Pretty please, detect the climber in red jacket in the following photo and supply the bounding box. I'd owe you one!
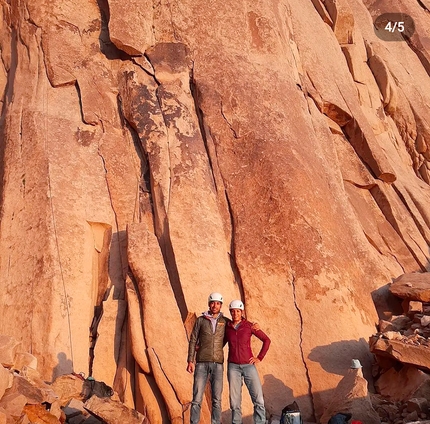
[224,300,271,424]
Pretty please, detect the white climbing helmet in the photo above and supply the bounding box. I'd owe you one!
[229,300,244,310]
[208,292,223,304]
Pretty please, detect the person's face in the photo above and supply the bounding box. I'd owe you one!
[230,308,243,321]
[209,301,222,315]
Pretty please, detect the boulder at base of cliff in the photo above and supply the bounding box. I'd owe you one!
[390,273,430,302]
[319,366,380,424]
[84,395,146,424]
[375,365,430,401]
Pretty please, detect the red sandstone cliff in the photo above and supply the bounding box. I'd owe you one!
[0,0,429,422]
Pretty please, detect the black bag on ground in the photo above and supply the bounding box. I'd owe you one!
[328,412,352,424]
[280,401,303,424]
[82,377,114,400]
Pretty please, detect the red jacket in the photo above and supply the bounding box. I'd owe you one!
[224,319,271,364]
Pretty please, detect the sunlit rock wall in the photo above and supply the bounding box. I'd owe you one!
[1,0,429,422]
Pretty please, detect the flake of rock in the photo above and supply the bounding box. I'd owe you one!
[406,398,428,414]
[0,336,21,368]
[0,365,12,400]
[403,300,423,314]
[12,353,37,373]
[383,331,404,340]
[0,392,27,421]
[84,395,146,423]
[370,336,430,371]
[49,401,64,421]
[391,316,412,331]
[23,404,61,424]
[379,320,395,332]
[421,316,430,327]
[7,374,44,404]
[390,274,430,302]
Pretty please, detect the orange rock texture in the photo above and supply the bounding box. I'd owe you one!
[0,0,430,422]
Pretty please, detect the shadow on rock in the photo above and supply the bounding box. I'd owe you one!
[308,339,372,378]
[51,352,73,382]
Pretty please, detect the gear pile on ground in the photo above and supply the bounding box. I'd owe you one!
[0,335,146,423]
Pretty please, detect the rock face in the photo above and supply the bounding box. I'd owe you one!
[319,367,380,424]
[1,0,430,423]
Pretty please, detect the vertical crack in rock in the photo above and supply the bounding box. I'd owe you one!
[91,148,128,372]
[402,32,430,77]
[47,163,75,367]
[406,186,430,229]
[96,0,132,60]
[124,273,152,413]
[220,102,240,139]
[151,348,184,419]
[74,81,87,125]
[309,0,334,26]
[190,74,218,191]
[367,53,428,183]
[190,77,236,272]
[189,75,244,298]
[153,86,173,215]
[224,192,246,302]
[97,149,120,237]
[117,95,154,227]
[290,270,316,421]
[341,114,396,184]
[370,186,428,271]
[417,0,430,11]
[392,184,430,246]
[117,62,187,321]
[88,222,112,377]
[145,61,189,322]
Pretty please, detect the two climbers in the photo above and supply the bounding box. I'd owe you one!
[187,292,271,424]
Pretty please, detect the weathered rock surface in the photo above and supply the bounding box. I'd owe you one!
[390,274,430,302]
[84,395,146,424]
[1,0,430,422]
